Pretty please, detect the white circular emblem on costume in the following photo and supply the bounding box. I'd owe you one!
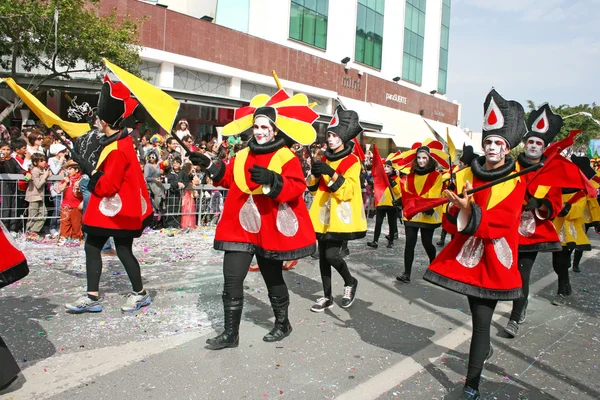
[492,238,513,269]
[518,210,536,237]
[239,195,261,233]
[1,220,20,251]
[337,201,352,224]
[319,199,331,226]
[141,190,148,215]
[456,236,483,268]
[276,203,298,237]
[99,194,122,217]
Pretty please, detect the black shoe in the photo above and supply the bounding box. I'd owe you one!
[206,295,243,350]
[310,251,319,259]
[504,320,519,338]
[551,294,567,306]
[573,264,581,273]
[566,283,572,296]
[386,240,393,248]
[385,233,398,240]
[436,240,445,247]
[396,272,410,283]
[263,295,293,342]
[311,297,334,312]
[340,247,350,258]
[367,241,378,249]
[459,386,480,399]
[341,278,358,308]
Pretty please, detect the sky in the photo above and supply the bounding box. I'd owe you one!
[446,0,600,132]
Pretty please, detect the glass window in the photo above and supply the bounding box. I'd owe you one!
[438,0,451,93]
[289,0,328,49]
[402,1,425,85]
[355,0,384,69]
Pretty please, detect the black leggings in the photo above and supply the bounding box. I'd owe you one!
[373,207,398,242]
[465,296,497,391]
[552,247,573,295]
[222,251,287,299]
[509,252,537,321]
[318,239,354,298]
[572,225,590,268]
[85,235,143,293]
[404,226,436,275]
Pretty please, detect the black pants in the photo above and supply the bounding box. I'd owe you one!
[404,225,436,276]
[509,252,537,321]
[552,247,573,295]
[0,334,20,388]
[318,239,354,298]
[85,235,144,293]
[465,296,497,391]
[373,207,398,242]
[222,251,287,298]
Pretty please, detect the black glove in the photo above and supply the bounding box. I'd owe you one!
[393,199,403,208]
[70,151,95,176]
[423,209,435,216]
[447,181,456,192]
[524,197,543,211]
[188,151,211,170]
[558,203,571,217]
[248,164,275,185]
[389,177,397,187]
[312,161,335,177]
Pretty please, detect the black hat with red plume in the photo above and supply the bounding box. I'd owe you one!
[328,105,363,143]
[570,155,596,180]
[482,88,526,149]
[459,143,477,165]
[97,75,139,128]
[524,103,563,146]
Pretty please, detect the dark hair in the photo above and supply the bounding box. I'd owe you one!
[31,153,46,165]
[182,134,194,143]
[143,133,152,141]
[11,138,27,151]
[27,132,42,146]
[172,156,182,164]
[0,141,9,149]
[182,162,193,174]
[411,151,437,170]
[166,137,177,146]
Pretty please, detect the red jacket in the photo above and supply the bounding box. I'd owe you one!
[0,224,28,289]
[83,135,153,237]
[212,146,316,260]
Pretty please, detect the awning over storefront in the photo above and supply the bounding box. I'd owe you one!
[363,131,396,140]
[337,96,383,131]
[423,119,480,153]
[371,103,436,149]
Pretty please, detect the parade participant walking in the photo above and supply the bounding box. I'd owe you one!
[505,104,563,337]
[367,155,401,249]
[307,105,365,312]
[65,77,153,313]
[396,140,448,283]
[424,89,528,400]
[188,90,318,349]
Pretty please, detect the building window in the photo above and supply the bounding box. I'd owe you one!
[289,0,329,49]
[438,0,450,94]
[402,0,426,85]
[355,0,385,69]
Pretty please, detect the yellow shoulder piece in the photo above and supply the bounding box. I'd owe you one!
[97,141,119,167]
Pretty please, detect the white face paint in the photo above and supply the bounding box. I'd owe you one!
[483,135,508,164]
[525,136,544,160]
[253,116,276,145]
[416,151,430,168]
[327,132,343,150]
[384,165,393,174]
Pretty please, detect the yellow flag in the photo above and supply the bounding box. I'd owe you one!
[446,128,456,162]
[104,58,180,133]
[0,77,91,138]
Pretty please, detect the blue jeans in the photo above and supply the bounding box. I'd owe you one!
[79,175,113,251]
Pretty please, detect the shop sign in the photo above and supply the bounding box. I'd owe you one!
[434,110,446,117]
[342,76,361,91]
[385,93,408,104]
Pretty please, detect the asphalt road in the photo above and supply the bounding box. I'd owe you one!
[1,222,599,400]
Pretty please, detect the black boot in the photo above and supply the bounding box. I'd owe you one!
[206,294,243,350]
[436,230,447,246]
[572,250,583,272]
[263,295,293,342]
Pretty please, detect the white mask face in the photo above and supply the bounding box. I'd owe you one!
[327,132,343,150]
[384,165,393,174]
[525,136,544,159]
[253,116,276,145]
[483,136,508,164]
[416,151,429,168]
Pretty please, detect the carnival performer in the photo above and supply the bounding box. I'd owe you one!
[0,221,29,390]
[423,89,528,400]
[65,76,153,313]
[396,140,448,283]
[307,106,365,312]
[367,155,401,249]
[505,104,563,337]
[188,90,318,349]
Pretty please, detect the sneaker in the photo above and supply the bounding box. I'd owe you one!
[65,295,103,313]
[341,278,358,308]
[386,240,393,248]
[311,297,334,313]
[504,320,519,338]
[573,264,581,273]
[121,291,152,312]
[367,241,378,249]
[565,283,572,296]
[50,229,59,239]
[385,233,398,240]
[459,386,481,400]
[24,232,40,242]
[551,294,567,306]
[518,300,528,324]
[436,240,445,247]
[396,272,410,283]
[10,231,18,238]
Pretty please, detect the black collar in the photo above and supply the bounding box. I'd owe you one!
[248,136,286,154]
[99,129,129,146]
[325,141,354,161]
[517,152,545,168]
[471,155,516,182]
[413,163,436,176]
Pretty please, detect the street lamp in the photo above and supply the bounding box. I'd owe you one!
[563,111,600,126]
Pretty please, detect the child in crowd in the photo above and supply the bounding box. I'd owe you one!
[56,160,83,243]
[164,157,184,229]
[25,153,50,240]
[48,143,68,237]
[180,162,198,231]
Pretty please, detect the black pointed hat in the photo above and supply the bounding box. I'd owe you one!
[459,143,477,165]
[97,76,139,128]
[328,105,363,143]
[570,155,595,179]
[482,89,526,149]
[524,103,563,146]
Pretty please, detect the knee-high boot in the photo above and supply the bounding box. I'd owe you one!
[263,295,292,342]
[206,294,243,350]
